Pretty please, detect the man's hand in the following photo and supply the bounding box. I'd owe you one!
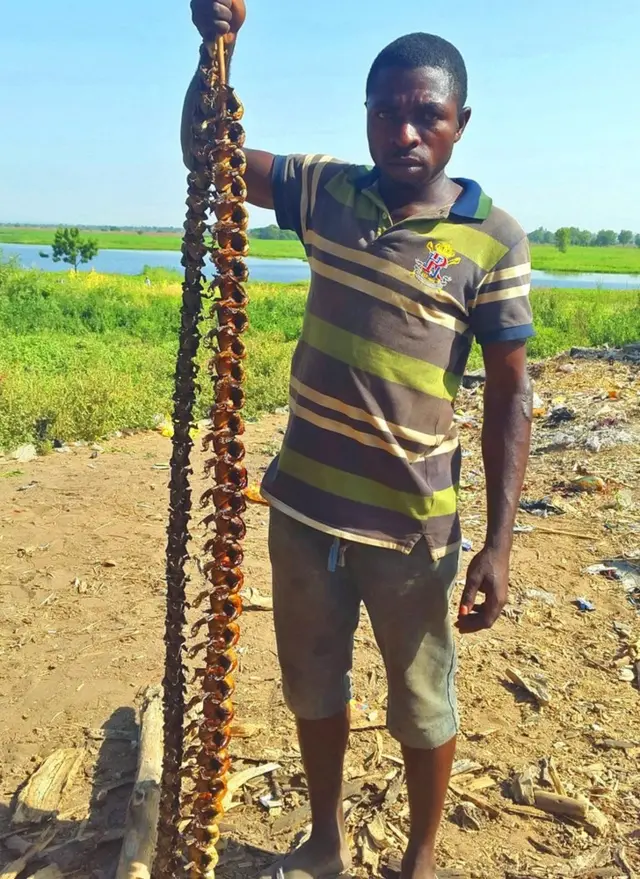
[456,547,509,633]
[191,0,246,44]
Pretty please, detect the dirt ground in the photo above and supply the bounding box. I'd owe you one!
[1,356,639,879]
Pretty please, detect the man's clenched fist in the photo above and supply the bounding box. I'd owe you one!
[191,0,246,44]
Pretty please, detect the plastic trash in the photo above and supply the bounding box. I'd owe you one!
[462,538,474,552]
[519,498,565,517]
[544,406,576,427]
[570,475,606,493]
[575,598,596,612]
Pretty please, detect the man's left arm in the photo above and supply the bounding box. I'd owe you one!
[457,340,532,633]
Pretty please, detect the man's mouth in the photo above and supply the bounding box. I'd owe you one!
[387,156,424,167]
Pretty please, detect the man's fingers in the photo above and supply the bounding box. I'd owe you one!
[192,0,232,39]
[459,577,481,616]
[212,1,233,22]
[456,610,489,634]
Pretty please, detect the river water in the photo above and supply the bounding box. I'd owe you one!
[2,242,639,290]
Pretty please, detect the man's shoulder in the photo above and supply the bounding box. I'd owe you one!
[480,203,528,250]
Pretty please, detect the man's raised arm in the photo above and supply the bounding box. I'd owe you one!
[182,0,275,209]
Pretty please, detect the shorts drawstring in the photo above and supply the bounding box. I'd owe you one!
[327,537,349,573]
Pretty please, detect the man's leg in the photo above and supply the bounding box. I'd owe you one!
[350,541,461,879]
[401,736,457,878]
[264,509,358,878]
[291,711,351,872]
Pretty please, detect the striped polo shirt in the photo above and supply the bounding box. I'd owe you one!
[260,155,534,558]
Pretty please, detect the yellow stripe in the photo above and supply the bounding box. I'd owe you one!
[309,156,335,216]
[278,448,459,519]
[289,397,421,461]
[290,375,459,455]
[308,256,467,335]
[307,230,470,317]
[413,221,509,272]
[474,283,531,306]
[303,314,460,401]
[481,262,530,285]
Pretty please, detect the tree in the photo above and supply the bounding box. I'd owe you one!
[576,229,595,246]
[618,229,633,246]
[594,229,618,247]
[249,224,298,241]
[51,227,99,271]
[635,234,640,248]
[555,227,571,253]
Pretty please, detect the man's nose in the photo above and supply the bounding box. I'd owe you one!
[394,122,420,148]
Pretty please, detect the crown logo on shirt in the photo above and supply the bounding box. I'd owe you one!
[414,241,462,289]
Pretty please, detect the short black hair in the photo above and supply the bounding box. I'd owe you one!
[366,33,468,110]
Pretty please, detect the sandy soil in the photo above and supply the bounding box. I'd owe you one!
[0,357,639,879]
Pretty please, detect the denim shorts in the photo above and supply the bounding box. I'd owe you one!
[268,507,460,750]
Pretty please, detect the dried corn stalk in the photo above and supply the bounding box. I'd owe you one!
[155,37,248,879]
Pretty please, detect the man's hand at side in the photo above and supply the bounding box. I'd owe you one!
[457,547,509,633]
[456,339,532,635]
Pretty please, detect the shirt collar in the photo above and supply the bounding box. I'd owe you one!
[350,166,492,221]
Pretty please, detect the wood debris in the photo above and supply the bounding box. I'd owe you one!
[13,749,85,825]
[0,827,56,879]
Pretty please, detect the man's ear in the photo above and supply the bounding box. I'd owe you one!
[455,106,472,142]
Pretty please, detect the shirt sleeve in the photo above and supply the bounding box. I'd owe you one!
[271,154,313,241]
[469,235,534,345]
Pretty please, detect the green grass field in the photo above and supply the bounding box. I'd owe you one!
[0,260,639,452]
[0,227,303,260]
[530,244,640,274]
[2,227,640,273]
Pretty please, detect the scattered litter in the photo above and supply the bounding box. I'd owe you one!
[453,801,483,831]
[568,475,606,494]
[544,406,576,427]
[519,498,564,517]
[258,793,283,811]
[462,537,473,552]
[151,463,170,470]
[230,722,262,739]
[12,444,37,463]
[245,484,268,505]
[584,563,622,580]
[505,667,551,706]
[524,588,557,606]
[16,481,38,492]
[461,369,486,389]
[513,524,535,534]
[575,598,596,613]
[532,392,546,417]
[241,586,273,611]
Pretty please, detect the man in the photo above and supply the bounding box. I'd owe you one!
[184,3,533,878]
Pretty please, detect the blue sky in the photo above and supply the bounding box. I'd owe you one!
[1,0,638,233]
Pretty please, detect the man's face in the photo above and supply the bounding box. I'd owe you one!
[367,66,470,188]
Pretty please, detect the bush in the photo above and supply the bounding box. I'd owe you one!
[1,260,639,451]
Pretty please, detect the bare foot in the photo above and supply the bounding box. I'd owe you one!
[258,833,352,879]
[401,847,437,879]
